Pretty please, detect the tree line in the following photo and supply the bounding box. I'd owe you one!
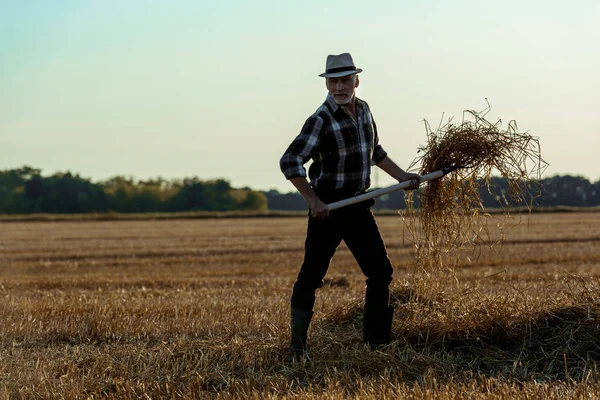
[0,167,267,214]
[265,175,600,210]
[0,167,598,214]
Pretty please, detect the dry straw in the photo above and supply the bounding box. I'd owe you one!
[403,101,548,275]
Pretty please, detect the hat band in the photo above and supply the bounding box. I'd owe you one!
[325,66,357,74]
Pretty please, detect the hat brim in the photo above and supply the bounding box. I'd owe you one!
[318,68,362,78]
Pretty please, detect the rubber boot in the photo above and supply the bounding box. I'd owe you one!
[288,308,313,364]
[363,305,394,349]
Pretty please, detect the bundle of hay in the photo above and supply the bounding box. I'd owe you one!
[403,102,548,274]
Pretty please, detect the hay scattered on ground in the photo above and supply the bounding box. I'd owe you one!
[403,101,548,274]
[321,275,600,382]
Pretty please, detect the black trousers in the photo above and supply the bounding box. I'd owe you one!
[291,190,394,311]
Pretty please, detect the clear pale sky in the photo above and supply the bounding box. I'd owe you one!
[1,1,598,192]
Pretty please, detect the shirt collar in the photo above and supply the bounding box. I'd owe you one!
[325,93,341,113]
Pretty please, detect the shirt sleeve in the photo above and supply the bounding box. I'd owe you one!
[279,115,323,180]
[371,114,388,164]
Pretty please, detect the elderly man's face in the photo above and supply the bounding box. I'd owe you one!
[326,74,359,105]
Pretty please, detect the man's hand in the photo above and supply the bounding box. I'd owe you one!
[288,177,329,219]
[400,172,421,190]
[308,197,329,219]
[376,156,421,191]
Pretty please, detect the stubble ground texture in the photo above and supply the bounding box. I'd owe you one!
[1,213,600,399]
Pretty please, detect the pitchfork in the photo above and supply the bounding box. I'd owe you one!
[327,166,459,211]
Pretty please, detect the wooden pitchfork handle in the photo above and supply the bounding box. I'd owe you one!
[326,167,459,211]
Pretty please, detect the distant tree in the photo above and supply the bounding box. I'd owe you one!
[239,190,268,211]
[0,166,42,213]
[25,175,43,200]
[165,178,249,211]
[264,190,308,211]
[177,179,207,211]
[34,172,106,213]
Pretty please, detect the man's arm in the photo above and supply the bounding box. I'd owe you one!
[289,177,329,218]
[368,112,418,189]
[280,115,328,217]
[376,156,421,190]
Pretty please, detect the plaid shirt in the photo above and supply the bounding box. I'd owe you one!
[280,94,388,192]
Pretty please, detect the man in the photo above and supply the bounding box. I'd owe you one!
[279,53,421,362]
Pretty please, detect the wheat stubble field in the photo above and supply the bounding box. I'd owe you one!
[1,212,600,399]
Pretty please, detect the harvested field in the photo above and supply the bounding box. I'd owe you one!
[1,212,600,398]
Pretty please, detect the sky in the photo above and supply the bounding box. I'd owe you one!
[1,0,599,192]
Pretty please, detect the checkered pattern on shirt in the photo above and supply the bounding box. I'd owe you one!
[280,95,388,192]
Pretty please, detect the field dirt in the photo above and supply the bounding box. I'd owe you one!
[1,212,600,399]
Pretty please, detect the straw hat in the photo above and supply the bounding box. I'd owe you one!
[318,53,363,78]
